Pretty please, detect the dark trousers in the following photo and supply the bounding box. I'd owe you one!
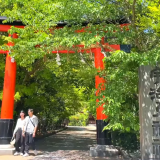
[25,132,36,153]
[15,128,25,153]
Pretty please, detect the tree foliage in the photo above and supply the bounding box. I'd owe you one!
[0,53,96,130]
[101,0,160,133]
[0,0,160,134]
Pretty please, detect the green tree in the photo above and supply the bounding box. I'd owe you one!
[1,0,160,134]
[100,1,160,133]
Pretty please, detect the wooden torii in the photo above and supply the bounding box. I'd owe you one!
[0,17,130,146]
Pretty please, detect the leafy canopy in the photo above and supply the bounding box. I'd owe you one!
[1,0,160,133]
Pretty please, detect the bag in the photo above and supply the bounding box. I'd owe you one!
[10,137,15,145]
[29,117,35,127]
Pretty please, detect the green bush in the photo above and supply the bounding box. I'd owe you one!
[69,109,89,126]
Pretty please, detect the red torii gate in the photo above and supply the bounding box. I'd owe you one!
[0,22,129,146]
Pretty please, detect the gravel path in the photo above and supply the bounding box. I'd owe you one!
[0,126,122,160]
[31,126,97,160]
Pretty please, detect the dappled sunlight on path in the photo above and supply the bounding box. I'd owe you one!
[32,126,97,159]
[0,126,121,160]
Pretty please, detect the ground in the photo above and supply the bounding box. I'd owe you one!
[0,126,121,160]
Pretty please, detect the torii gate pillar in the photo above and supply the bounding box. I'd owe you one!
[0,34,17,145]
[94,48,110,145]
[92,45,130,146]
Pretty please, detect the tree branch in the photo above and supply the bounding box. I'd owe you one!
[132,0,137,27]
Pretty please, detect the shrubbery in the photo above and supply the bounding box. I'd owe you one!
[69,109,89,126]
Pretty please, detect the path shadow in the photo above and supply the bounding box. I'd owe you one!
[35,127,96,152]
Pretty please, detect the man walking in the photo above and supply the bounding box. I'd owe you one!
[22,109,38,157]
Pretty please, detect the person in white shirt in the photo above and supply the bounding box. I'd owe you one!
[22,109,38,157]
[13,110,26,156]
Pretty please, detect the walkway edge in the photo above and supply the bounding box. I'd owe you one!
[36,127,68,141]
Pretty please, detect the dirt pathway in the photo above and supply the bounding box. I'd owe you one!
[0,126,98,160]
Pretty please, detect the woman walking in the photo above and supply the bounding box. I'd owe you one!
[13,110,26,156]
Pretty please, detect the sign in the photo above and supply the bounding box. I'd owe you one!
[139,65,160,160]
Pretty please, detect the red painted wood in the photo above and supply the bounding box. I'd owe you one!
[94,45,120,120]
[0,24,24,32]
[1,34,17,119]
[1,55,16,119]
[105,44,120,52]
[94,48,107,120]
[0,50,8,54]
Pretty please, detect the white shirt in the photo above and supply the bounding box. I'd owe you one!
[13,118,25,134]
[24,115,38,134]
